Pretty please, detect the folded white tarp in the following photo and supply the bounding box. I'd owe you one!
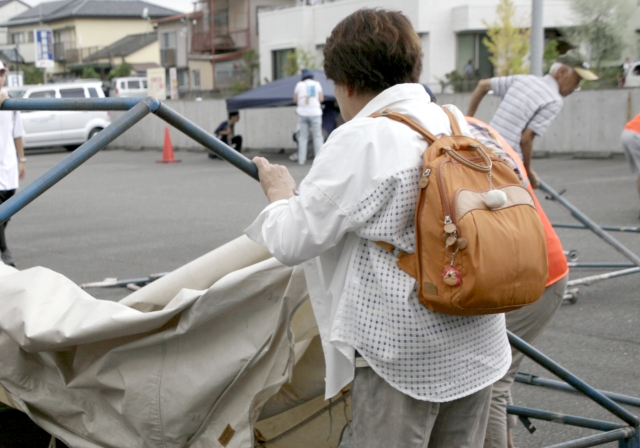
[0,236,347,448]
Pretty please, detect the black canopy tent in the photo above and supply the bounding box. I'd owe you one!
[225,69,335,111]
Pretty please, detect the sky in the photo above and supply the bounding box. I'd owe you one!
[21,0,196,14]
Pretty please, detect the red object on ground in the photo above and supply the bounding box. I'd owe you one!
[157,127,181,164]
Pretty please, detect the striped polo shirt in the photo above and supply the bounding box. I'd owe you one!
[489,74,563,159]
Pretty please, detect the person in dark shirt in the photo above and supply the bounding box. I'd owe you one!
[211,112,242,158]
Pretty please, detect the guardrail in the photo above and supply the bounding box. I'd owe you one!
[0,97,637,448]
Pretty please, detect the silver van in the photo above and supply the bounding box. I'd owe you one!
[110,77,148,97]
[7,81,111,150]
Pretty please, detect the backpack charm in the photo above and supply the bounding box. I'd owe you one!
[442,266,461,286]
[484,189,507,209]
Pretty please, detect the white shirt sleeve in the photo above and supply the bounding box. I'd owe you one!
[12,111,24,139]
[245,182,358,267]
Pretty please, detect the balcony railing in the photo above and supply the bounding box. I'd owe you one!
[66,46,99,64]
[191,27,249,53]
[53,43,100,64]
[54,42,68,62]
[160,48,176,67]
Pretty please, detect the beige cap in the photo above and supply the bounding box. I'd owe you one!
[556,50,598,81]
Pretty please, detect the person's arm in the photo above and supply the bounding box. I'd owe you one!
[293,92,298,103]
[215,121,231,136]
[520,127,538,189]
[14,137,25,180]
[466,79,492,117]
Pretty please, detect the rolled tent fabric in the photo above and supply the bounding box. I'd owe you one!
[0,236,321,448]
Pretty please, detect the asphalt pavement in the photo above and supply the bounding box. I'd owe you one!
[5,146,640,447]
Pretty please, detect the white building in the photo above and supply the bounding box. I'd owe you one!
[258,0,640,89]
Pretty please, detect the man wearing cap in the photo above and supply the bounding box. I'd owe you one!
[0,61,26,267]
[291,69,324,165]
[467,50,598,188]
[468,51,597,448]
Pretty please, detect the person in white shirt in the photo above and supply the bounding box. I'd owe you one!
[246,9,510,447]
[292,69,324,165]
[0,61,25,267]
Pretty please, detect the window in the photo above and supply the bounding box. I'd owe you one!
[127,80,141,89]
[28,90,56,99]
[87,87,99,98]
[214,0,229,29]
[193,69,201,90]
[10,32,24,45]
[456,32,493,89]
[60,88,86,98]
[27,32,34,43]
[272,48,294,81]
[161,31,177,67]
[142,79,148,88]
[161,31,177,49]
[177,69,188,88]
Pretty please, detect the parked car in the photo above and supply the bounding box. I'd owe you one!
[6,82,111,150]
[625,61,640,88]
[109,77,147,97]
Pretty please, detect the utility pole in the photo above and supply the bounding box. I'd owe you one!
[530,0,543,76]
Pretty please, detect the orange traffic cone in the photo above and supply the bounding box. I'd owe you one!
[157,126,180,164]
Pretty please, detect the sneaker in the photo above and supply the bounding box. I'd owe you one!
[1,249,15,267]
[289,153,298,162]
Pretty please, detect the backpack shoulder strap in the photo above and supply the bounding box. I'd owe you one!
[370,109,437,144]
[440,106,462,136]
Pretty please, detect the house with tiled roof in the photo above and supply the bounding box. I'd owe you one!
[3,0,178,77]
[81,31,160,76]
[0,0,30,45]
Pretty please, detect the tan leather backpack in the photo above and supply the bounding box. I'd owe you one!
[371,108,548,316]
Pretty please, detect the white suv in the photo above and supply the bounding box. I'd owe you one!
[7,81,111,150]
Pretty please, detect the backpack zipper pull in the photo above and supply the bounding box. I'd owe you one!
[444,216,457,234]
[419,168,431,189]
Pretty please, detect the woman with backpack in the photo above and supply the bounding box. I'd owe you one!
[245,9,519,446]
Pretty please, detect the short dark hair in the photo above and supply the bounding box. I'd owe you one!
[229,111,239,119]
[323,9,422,95]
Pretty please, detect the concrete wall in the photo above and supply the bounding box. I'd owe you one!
[108,88,640,154]
[107,98,299,151]
[438,88,639,154]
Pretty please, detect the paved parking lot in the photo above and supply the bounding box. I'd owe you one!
[4,146,640,447]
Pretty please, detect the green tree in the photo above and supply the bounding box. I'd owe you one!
[23,65,43,84]
[564,0,634,71]
[229,50,261,94]
[283,47,317,77]
[482,0,531,76]
[81,66,100,79]
[543,40,560,73]
[108,62,134,80]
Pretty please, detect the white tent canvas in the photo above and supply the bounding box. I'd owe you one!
[0,236,350,447]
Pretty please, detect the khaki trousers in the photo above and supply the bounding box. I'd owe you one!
[345,366,492,448]
[483,274,568,448]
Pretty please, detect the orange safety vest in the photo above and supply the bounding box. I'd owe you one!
[466,117,568,286]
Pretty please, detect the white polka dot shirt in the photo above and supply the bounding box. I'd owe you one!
[246,84,511,401]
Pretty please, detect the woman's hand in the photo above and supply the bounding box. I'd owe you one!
[253,157,297,203]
